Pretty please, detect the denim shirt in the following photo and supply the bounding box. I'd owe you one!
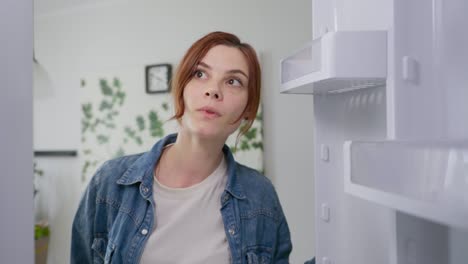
[71,133,292,264]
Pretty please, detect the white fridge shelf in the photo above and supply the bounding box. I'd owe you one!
[344,140,468,229]
[280,31,387,94]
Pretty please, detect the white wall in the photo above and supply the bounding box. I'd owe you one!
[34,0,315,263]
[0,0,34,263]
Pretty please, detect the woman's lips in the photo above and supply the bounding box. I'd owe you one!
[198,106,221,119]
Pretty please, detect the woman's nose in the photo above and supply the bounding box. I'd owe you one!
[204,84,223,100]
[205,91,221,99]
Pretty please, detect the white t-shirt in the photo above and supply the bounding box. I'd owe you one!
[139,157,230,264]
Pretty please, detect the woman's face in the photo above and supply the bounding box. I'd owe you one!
[181,45,250,141]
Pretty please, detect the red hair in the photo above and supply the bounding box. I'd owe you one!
[171,31,261,138]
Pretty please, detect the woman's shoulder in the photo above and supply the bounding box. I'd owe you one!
[234,163,279,200]
[88,152,146,188]
[235,163,272,187]
[234,163,285,222]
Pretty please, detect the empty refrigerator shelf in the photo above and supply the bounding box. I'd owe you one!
[344,140,468,229]
[280,31,387,94]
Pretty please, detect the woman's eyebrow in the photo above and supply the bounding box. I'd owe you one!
[198,61,248,79]
[227,69,248,79]
[197,61,211,69]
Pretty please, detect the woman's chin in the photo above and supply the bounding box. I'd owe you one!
[194,129,224,140]
[182,125,223,140]
[180,118,238,141]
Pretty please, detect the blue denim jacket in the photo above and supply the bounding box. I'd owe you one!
[71,133,292,264]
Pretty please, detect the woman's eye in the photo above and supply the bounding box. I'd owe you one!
[194,70,206,79]
[228,78,243,87]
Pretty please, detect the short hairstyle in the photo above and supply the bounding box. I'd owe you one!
[171,31,261,138]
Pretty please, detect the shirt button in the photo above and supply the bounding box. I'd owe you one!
[142,187,149,193]
[141,228,148,235]
[228,227,235,236]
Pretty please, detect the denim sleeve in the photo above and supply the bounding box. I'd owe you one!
[273,214,293,263]
[270,184,292,263]
[70,170,101,264]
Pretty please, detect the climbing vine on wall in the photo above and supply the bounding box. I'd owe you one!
[230,110,263,153]
[80,77,168,181]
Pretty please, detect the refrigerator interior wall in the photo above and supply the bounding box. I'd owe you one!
[344,0,468,263]
[312,0,392,39]
[449,227,468,263]
[442,1,468,140]
[394,213,468,264]
[310,0,397,263]
[395,212,449,264]
[311,0,336,39]
[391,0,468,140]
[314,87,396,264]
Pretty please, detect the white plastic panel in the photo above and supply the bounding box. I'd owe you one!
[390,0,468,140]
[312,0,393,39]
[449,227,468,263]
[280,31,387,94]
[438,0,468,140]
[280,39,321,84]
[396,212,449,264]
[344,140,468,229]
[314,87,393,264]
[334,0,393,32]
[286,0,468,263]
[311,0,337,39]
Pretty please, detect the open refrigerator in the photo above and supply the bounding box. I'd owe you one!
[281,0,468,263]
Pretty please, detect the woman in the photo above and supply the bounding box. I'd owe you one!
[71,31,292,264]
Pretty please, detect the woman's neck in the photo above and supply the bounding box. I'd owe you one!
[155,130,226,188]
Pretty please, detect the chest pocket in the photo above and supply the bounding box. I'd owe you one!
[91,237,115,264]
[245,246,272,264]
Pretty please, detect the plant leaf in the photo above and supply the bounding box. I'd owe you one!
[100,79,113,96]
[96,134,109,144]
[136,116,145,131]
[99,100,112,111]
[113,78,121,88]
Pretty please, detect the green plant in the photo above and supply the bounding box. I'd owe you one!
[33,163,50,241]
[230,110,264,153]
[34,222,50,240]
[81,77,169,181]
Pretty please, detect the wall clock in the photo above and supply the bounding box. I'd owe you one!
[145,63,172,94]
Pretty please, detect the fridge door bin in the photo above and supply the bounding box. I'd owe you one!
[344,140,468,229]
[280,31,387,94]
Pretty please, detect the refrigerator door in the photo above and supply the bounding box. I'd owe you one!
[281,0,468,263]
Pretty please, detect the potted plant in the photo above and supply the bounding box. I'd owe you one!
[35,221,50,264]
[34,162,50,264]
